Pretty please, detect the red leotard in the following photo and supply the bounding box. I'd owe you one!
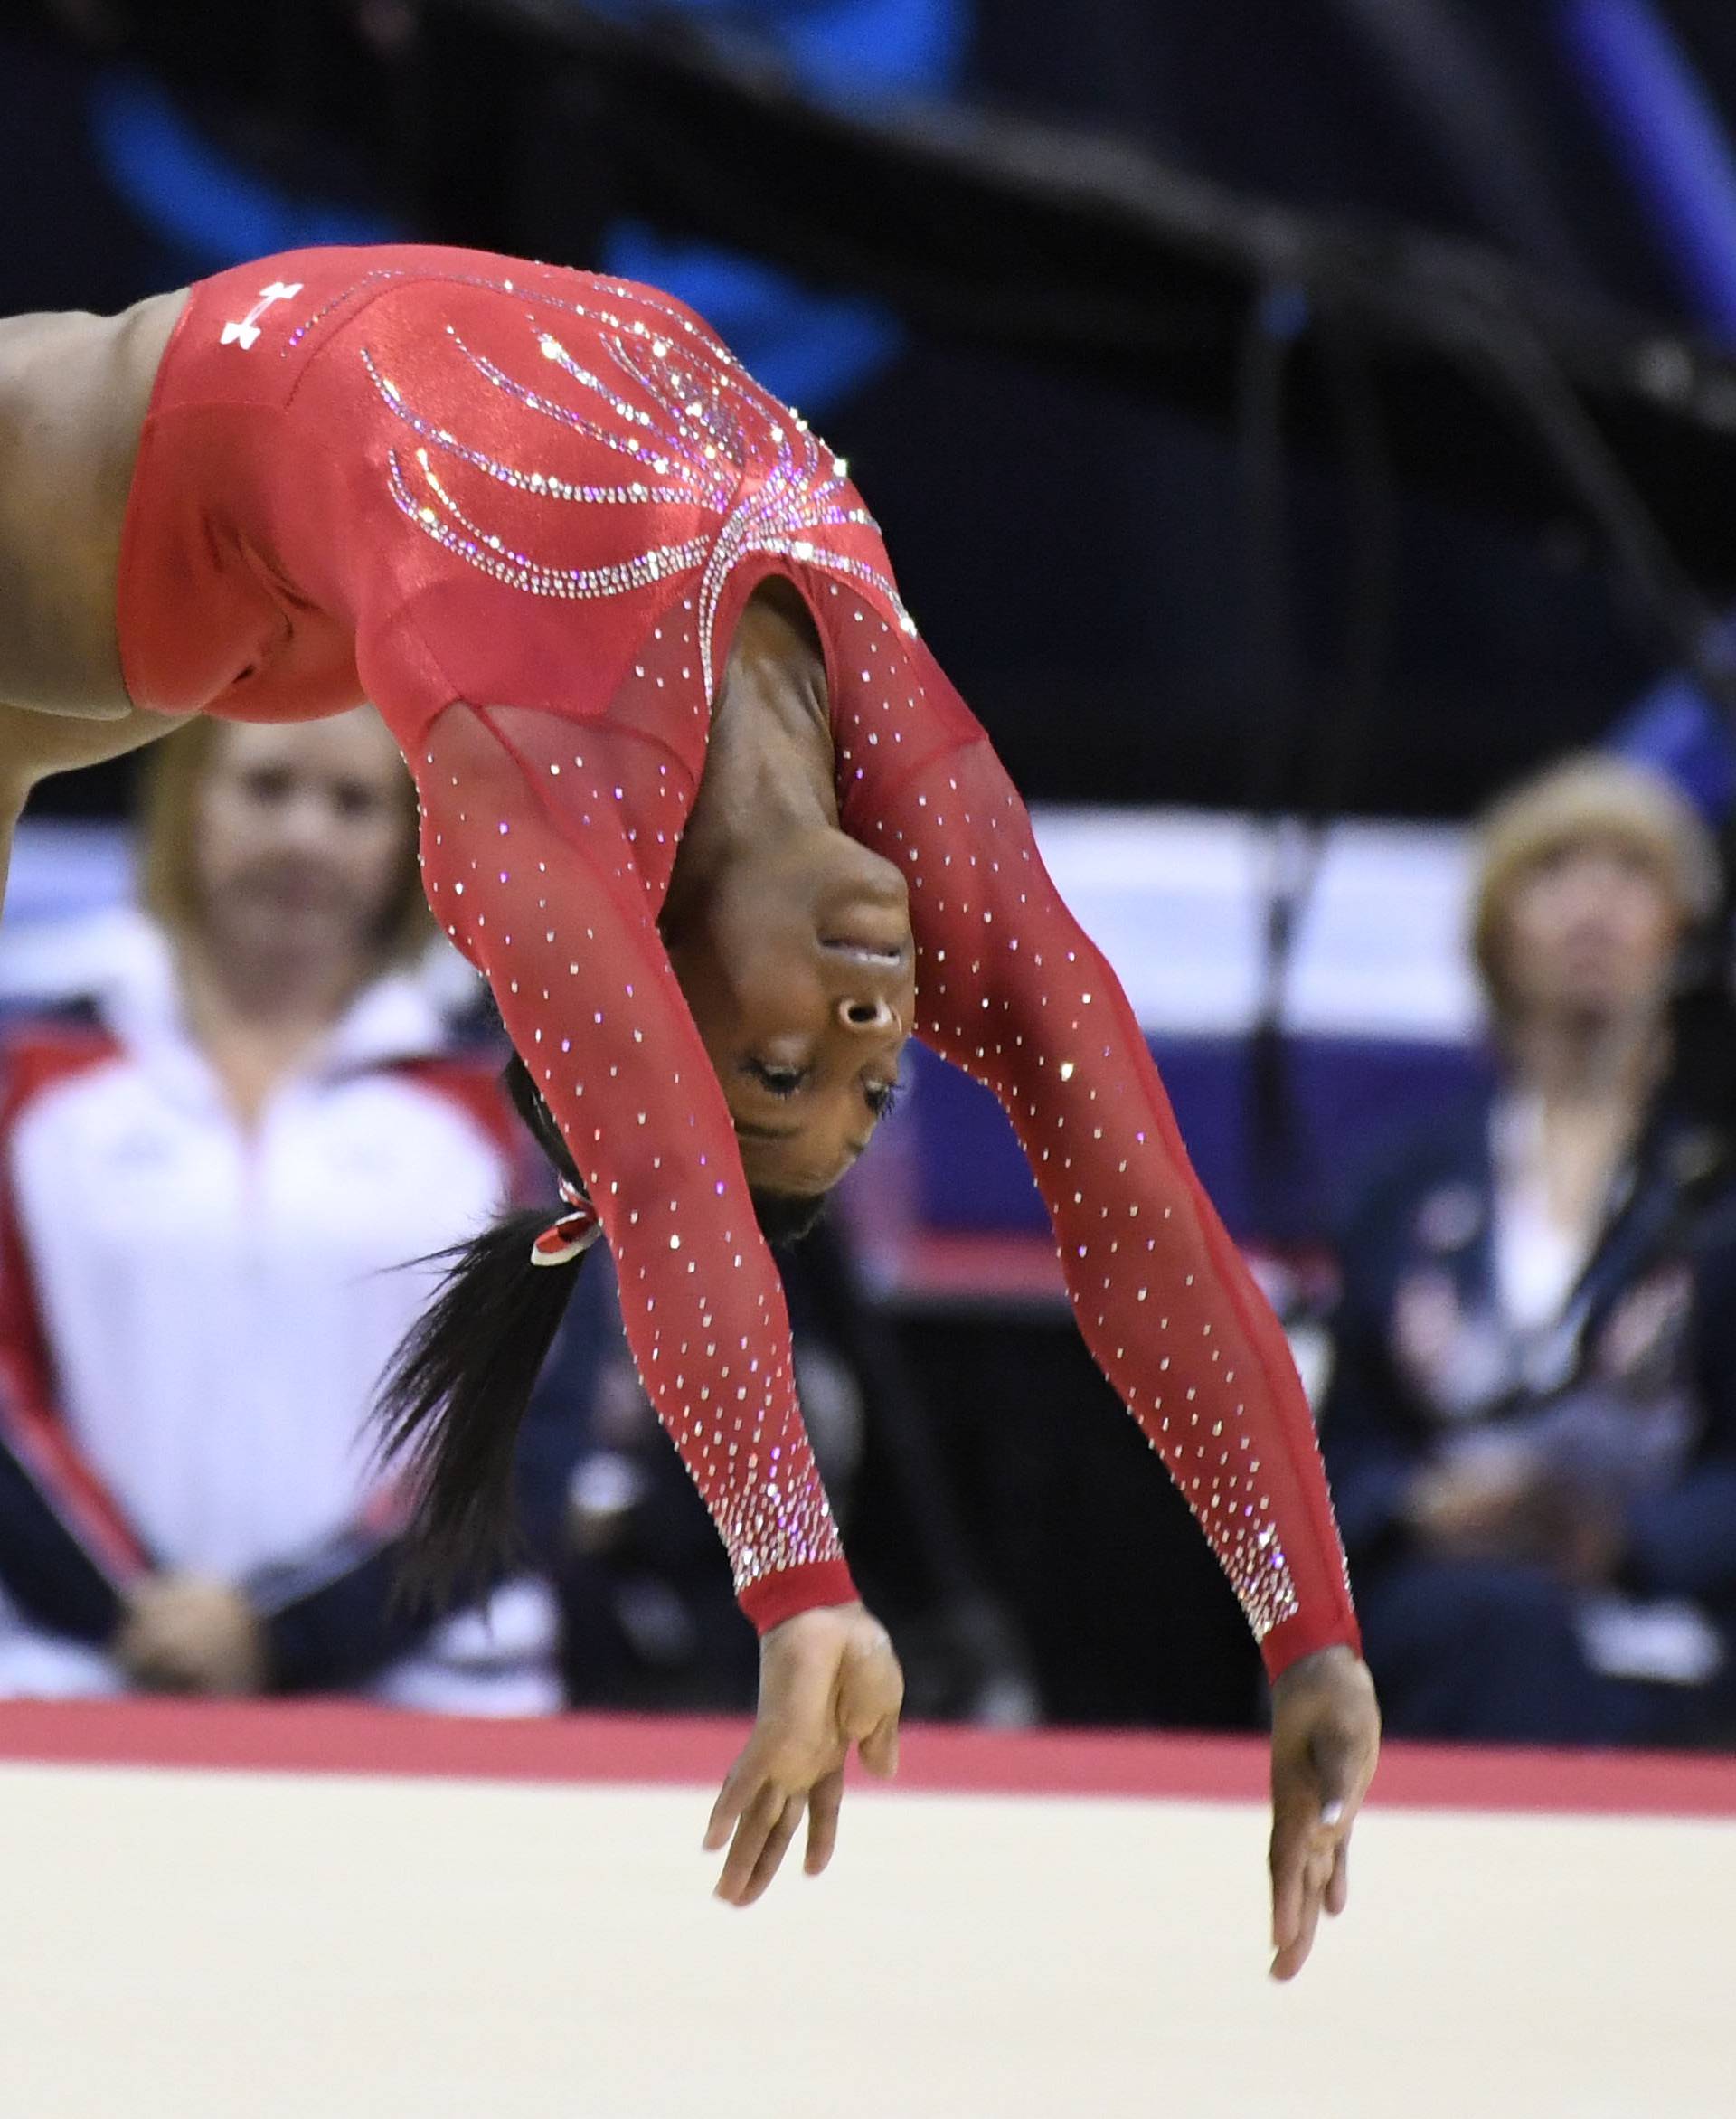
[117,246,1359,1670]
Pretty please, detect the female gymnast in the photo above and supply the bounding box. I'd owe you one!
[0,247,1378,1978]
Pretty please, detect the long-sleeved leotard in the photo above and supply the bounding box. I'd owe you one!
[116,246,1357,1670]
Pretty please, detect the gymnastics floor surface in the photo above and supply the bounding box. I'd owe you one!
[1,1702,1731,2118]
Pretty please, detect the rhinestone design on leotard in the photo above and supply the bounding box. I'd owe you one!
[282,269,410,354]
[359,277,915,699]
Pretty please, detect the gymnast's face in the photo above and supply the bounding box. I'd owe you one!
[666,825,917,1197]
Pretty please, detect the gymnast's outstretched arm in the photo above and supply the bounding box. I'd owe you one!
[835,640,1380,1976]
[407,695,903,1901]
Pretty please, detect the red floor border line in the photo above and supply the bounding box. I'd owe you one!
[1,1698,1734,1815]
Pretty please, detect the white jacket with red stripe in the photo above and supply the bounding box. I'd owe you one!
[0,912,564,1711]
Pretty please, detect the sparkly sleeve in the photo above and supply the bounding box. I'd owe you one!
[411,698,857,1632]
[841,671,1360,1678]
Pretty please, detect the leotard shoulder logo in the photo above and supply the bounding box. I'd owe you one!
[219,280,306,351]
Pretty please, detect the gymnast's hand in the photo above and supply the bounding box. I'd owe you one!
[705,1601,904,1906]
[1267,1644,1381,1982]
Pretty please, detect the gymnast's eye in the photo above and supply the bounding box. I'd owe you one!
[863,1080,900,1121]
[743,1059,810,1097]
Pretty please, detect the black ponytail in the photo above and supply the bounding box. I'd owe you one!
[374,1054,590,1598]
[375,1050,827,1600]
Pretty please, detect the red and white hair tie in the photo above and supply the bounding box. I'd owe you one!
[530,1178,603,1267]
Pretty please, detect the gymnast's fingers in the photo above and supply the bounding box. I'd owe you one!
[715,1782,786,1905]
[737,1793,807,1906]
[1326,1836,1351,1918]
[704,1730,769,1855]
[857,1711,901,1779]
[805,1768,844,1877]
[1271,1866,1329,1983]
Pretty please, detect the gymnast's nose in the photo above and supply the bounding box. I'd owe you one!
[836,994,901,1036]
[821,933,911,1042]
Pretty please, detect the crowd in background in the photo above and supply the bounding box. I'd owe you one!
[1,720,1731,1748]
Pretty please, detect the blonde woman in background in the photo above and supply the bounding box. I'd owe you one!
[1322,756,1736,1745]
[0,711,568,1711]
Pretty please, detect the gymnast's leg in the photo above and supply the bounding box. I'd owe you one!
[0,289,190,906]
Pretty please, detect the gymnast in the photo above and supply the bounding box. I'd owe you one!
[0,247,1378,1977]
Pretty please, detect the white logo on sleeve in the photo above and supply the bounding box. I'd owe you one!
[220,280,305,351]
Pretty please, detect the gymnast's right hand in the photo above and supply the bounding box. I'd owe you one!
[705,1600,904,1906]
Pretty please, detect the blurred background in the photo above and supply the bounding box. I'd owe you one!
[5,0,1736,1747]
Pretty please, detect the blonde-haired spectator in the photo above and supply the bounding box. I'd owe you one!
[1320,753,1736,1745]
[0,711,568,1710]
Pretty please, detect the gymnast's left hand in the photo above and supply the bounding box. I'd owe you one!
[1268,1644,1381,1982]
[705,1601,904,1907]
